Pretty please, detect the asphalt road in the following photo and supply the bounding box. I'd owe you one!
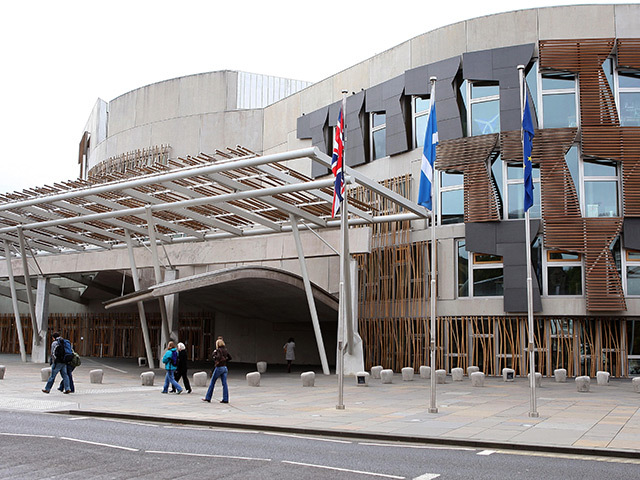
[0,411,637,479]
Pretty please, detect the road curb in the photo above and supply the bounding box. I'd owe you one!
[54,409,639,460]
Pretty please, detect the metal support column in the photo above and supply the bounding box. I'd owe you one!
[3,240,26,362]
[125,229,155,369]
[289,215,330,375]
[145,206,173,354]
[16,226,39,345]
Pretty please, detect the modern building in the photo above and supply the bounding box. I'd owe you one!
[1,4,639,377]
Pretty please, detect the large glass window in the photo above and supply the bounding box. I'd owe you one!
[627,319,640,376]
[617,71,640,126]
[413,96,431,148]
[457,240,503,297]
[440,171,464,225]
[370,112,386,160]
[539,72,578,128]
[624,249,640,296]
[583,159,619,217]
[546,250,582,296]
[505,162,541,219]
[467,82,500,136]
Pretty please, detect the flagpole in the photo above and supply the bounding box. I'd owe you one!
[518,65,538,418]
[337,90,348,410]
[428,76,438,414]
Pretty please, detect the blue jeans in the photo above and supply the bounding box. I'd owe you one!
[45,363,70,392]
[58,365,75,392]
[204,366,228,402]
[162,370,182,393]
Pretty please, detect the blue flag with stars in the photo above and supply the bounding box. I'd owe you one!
[523,95,535,212]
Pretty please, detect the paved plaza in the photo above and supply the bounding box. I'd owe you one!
[0,354,638,458]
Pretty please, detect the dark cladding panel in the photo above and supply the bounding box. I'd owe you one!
[463,50,493,80]
[623,218,640,250]
[465,222,498,255]
[345,91,366,167]
[384,75,409,156]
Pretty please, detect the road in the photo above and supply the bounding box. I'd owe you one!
[0,411,637,479]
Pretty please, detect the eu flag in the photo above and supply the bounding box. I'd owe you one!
[522,95,535,212]
[418,101,438,210]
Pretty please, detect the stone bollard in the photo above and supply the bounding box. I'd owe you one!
[451,367,464,382]
[467,366,479,376]
[435,369,446,384]
[140,371,155,386]
[193,371,208,387]
[137,357,147,367]
[41,367,52,382]
[0,365,5,379]
[380,369,393,384]
[419,365,431,379]
[401,367,414,381]
[632,377,640,393]
[502,368,515,382]
[576,375,590,392]
[527,372,542,387]
[257,361,267,374]
[301,371,315,387]
[246,371,261,387]
[470,371,485,387]
[356,371,370,386]
[596,371,610,386]
[554,368,567,383]
[371,366,383,379]
[89,369,103,384]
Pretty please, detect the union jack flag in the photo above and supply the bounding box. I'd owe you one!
[331,108,344,217]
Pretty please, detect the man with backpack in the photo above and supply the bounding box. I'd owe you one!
[42,332,71,394]
[161,341,183,394]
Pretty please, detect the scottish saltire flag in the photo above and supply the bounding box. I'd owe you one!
[331,108,345,217]
[522,95,535,212]
[418,101,438,210]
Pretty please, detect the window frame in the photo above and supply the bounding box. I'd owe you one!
[412,95,431,149]
[543,248,583,297]
[369,111,387,161]
[623,248,640,297]
[466,81,500,137]
[456,239,504,298]
[537,70,579,129]
[614,63,640,127]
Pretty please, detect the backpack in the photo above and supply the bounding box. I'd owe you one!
[70,352,81,367]
[61,338,74,364]
[171,349,178,367]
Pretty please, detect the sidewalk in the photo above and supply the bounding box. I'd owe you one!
[0,354,638,458]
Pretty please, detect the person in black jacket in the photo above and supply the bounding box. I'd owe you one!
[202,338,232,403]
[171,342,192,393]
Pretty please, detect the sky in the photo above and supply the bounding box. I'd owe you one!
[0,0,626,193]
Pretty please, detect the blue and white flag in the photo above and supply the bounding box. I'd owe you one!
[522,95,535,212]
[418,101,438,210]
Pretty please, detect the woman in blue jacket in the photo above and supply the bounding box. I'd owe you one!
[161,341,183,394]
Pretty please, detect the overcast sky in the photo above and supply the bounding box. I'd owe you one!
[0,0,624,193]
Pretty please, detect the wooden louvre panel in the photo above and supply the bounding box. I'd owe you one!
[617,38,640,69]
[436,133,499,222]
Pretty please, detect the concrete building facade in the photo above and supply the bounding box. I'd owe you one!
[1,4,640,377]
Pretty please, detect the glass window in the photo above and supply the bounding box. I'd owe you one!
[583,159,619,217]
[440,171,464,225]
[370,112,386,160]
[457,240,504,297]
[458,240,469,297]
[617,70,640,126]
[545,249,582,296]
[540,72,578,128]
[413,96,430,148]
[473,268,504,296]
[506,163,541,219]
[627,319,640,376]
[624,248,640,296]
[468,82,500,136]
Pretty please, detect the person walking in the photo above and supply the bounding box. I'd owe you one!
[161,341,183,394]
[283,337,295,373]
[171,342,192,394]
[42,332,71,394]
[202,338,232,403]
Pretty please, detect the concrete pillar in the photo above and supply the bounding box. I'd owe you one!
[31,278,50,363]
[471,371,485,387]
[163,269,180,339]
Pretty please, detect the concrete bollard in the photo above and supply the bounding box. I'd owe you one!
[419,365,431,379]
[451,367,464,382]
[257,361,267,374]
[0,365,5,379]
[435,369,446,384]
[301,371,315,387]
[576,375,590,392]
[140,371,155,386]
[137,357,147,367]
[467,366,479,376]
[527,372,542,387]
[470,371,485,387]
[371,366,383,379]
[193,371,208,387]
[380,369,393,384]
[89,369,103,384]
[633,377,640,393]
[401,367,414,381]
[246,371,261,387]
[596,371,610,386]
[554,368,567,383]
[355,371,369,386]
[502,368,515,382]
[41,367,52,382]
